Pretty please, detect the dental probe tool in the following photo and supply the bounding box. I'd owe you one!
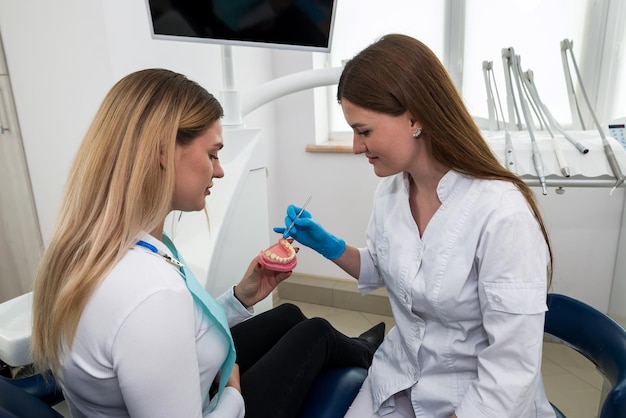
[508,48,548,195]
[522,70,570,177]
[562,39,624,194]
[284,195,312,237]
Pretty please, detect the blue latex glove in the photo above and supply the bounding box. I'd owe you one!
[273,205,346,260]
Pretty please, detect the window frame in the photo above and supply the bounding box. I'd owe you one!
[320,0,623,147]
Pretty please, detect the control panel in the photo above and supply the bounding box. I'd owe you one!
[609,117,626,149]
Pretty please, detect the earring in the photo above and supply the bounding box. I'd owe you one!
[413,127,422,138]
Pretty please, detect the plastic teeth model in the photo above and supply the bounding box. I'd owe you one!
[259,238,297,272]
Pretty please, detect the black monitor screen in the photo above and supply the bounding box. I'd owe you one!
[147,0,337,52]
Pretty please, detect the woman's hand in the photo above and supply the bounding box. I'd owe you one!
[226,364,241,393]
[234,245,298,307]
[210,364,241,397]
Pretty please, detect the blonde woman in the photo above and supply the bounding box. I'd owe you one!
[276,35,555,417]
[31,68,384,418]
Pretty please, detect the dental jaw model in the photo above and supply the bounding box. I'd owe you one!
[259,238,297,272]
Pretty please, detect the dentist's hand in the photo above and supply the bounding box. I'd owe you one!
[273,205,346,260]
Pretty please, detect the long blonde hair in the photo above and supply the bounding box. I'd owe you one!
[31,69,223,374]
[337,34,553,283]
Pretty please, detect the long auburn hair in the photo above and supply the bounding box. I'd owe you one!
[337,34,552,284]
[31,69,223,374]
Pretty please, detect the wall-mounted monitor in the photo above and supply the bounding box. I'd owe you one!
[146,0,337,53]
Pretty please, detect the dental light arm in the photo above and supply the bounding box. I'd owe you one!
[241,67,342,117]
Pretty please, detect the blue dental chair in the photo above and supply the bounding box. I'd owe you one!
[544,293,626,418]
[0,291,366,417]
[0,291,367,418]
[4,293,625,417]
[0,364,366,418]
[0,376,63,418]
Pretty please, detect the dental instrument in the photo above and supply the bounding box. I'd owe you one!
[560,40,586,130]
[483,60,516,173]
[561,39,624,194]
[523,71,589,155]
[522,70,570,177]
[482,61,498,131]
[284,195,312,237]
[505,47,548,195]
[501,49,523,131]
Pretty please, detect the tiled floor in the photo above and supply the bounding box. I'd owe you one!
[276,298,606,418]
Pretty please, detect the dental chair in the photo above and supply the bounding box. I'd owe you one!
[0,377,63,418]
[0,367,365,418]
[10,292,623,418]
[0,292,367,418]
[545,293,626,418]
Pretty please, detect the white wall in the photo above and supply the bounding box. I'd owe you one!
[0,0,622,313]
[0,0,112,245]
[0,0,276,246]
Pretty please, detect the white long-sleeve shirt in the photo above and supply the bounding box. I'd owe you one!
[58,233,253,418]
[358,171,556,418]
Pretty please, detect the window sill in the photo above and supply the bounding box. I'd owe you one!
[305,140,353,153]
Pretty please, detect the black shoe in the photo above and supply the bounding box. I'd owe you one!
[357,322,385,349]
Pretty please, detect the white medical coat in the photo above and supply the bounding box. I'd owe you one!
[358,171,556,417]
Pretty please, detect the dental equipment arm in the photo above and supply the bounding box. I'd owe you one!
[484,59,516,172]
[522,70,570,177]
[525,73,589,155]
[501,49,522,131]
[560,40,586,130]
[520,65,588,154]
[561,39,624,194]
[507,48,548,195]
[482,61,498,131]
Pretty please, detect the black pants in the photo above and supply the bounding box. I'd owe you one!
[231,303,373,418]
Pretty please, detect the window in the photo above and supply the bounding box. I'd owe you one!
[462,0,591,126]
[323,0,623,143]
[599,0,626,123]
[326,0,446,138]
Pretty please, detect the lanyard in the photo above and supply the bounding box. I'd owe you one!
[135,240,184,267]
[135,235,236,410]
